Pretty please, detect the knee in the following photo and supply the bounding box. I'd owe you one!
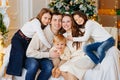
[84,45,91,53]
[45,64,53,73]
[30,63,39,70]
[41,61,53,74]
[25,58,39,70]
[97,47,104,55]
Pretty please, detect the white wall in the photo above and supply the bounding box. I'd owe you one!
[19,0,33,28]
[19,0,50,27]
[32,0,50,17]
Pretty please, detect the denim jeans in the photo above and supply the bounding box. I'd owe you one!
[84,37,115,64]
[25,58,53,80]
[6,31,31,76]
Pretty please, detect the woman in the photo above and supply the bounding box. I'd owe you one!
[60,14,95,80]
[5,8,52,79]
[67,11,115,64]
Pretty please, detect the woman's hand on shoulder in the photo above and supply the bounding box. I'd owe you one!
[49,49,60,58]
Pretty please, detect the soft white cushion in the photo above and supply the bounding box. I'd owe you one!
[104,27,118,46]
[0,27,119,80]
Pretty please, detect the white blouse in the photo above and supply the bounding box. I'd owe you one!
[21,18,51,48]
[20,18,42,38]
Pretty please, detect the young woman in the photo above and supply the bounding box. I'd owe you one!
[68,11,115,64]
[60,14,95,80]
[5,8,52,79]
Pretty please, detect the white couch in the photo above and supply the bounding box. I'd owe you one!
[0,27,120,80]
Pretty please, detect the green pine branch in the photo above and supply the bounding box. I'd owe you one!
[0,13,8,38]
[48,0,96,17]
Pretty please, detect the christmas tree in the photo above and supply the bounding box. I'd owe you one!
[0,13,8,38]
[48,0,96,17]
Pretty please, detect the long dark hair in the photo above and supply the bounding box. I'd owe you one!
[36,8,52,29]
[72,11,88,49]
[61,14,83,50]
[72,11,88,28]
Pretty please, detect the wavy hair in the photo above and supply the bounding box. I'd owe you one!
[61,14,84,50]
[36,8,52,29]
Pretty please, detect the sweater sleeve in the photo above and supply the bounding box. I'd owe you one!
[73,20,93,42]
[60,47,71,60]
[26,33,50,59]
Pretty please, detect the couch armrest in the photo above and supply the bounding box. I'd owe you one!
[104,27,118,47]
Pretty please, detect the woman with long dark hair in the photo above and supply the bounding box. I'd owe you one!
[68,11,115,64]
[60,14,95,80]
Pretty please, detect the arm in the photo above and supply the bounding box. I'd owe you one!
[33,19,51,48]
[26,34,60,59]
[73,24,93,42]
[26,33,50,59]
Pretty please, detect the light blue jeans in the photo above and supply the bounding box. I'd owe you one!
[84,37,115,64]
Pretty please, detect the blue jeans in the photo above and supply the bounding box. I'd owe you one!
[25,58,53,80]
[6,30,31,76]
[84,37,115,64]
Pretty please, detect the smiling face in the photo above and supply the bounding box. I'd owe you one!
[54,41,66,51]
[73,14,84,25]
[53,34,66,53]
[62,16,72,32]
[41,12,52,26]
[51,14,62,32]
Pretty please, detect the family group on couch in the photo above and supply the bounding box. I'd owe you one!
[1,8,120,80]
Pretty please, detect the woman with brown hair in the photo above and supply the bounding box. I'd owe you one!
[69,11,115,64]
[4,8,52,80]
[60,14,95,80]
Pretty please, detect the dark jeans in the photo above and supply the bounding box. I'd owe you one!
[25,58,53,80]
[6,30,31,76]
[84,37,115,64]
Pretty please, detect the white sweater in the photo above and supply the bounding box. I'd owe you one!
[26,26,54,59]
[21,18,51,48]
[73,20,112,42]
[21,18,42,38]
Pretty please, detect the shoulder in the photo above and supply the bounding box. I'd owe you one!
[85,20,100,28]
[63,33,67,38]
[87,20,100,25]
[50,46,56,51]
[30,18,41,26]
[86,20,95,25]
[44,24,51,30]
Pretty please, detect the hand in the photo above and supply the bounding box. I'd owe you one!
[67,35,73,41]
[49,49,60,58]
[57,50,62,55]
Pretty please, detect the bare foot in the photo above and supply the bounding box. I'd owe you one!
[2,74,13,80]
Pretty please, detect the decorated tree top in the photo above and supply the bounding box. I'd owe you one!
[48,0,96,17]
